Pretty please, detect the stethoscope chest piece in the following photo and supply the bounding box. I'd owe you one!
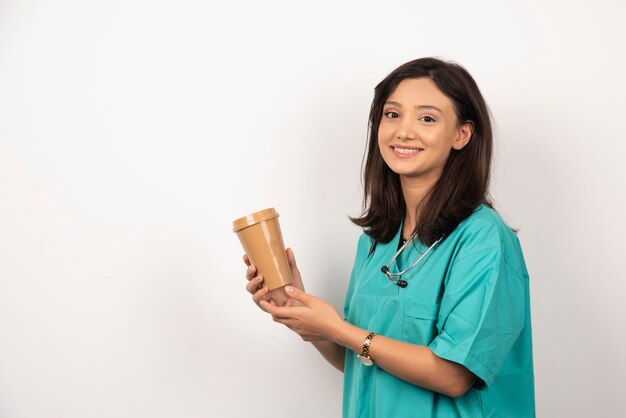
[380,266,408,287]
[380,235,442,288]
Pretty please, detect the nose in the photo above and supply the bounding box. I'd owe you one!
[396,118,416,140]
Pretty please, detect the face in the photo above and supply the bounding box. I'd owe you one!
[377,77,473,185]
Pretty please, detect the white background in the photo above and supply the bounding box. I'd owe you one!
[1,0,625,417]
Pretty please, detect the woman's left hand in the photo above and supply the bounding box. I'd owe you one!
[260,286,344,342]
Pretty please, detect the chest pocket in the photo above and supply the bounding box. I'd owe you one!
[347,291,404,338]
[402,301,440,345]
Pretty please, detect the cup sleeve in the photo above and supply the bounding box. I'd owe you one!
[428,246,525,388]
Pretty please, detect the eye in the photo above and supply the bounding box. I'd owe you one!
[384,111,399,119]
[420,115,436,123]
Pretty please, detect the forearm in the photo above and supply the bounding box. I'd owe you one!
[261,286,473,395]
[332,321,475,398]
[311,341,345,372]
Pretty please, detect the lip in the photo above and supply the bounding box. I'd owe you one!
[391,145,424,158]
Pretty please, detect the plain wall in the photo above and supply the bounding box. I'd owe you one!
[1,0,625,417]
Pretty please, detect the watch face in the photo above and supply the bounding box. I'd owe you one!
[357,355,374,366]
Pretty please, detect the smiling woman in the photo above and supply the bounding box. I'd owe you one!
[353,59,493,246]
[244,57,535,418]
[377,78,474,214]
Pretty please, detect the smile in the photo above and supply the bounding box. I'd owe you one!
[391,146,424,157]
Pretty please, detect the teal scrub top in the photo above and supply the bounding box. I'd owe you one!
[343,205,535,418]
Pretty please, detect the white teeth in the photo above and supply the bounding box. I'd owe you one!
[394,147,421,154]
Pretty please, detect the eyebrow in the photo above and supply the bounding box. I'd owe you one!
[384,100,443,113]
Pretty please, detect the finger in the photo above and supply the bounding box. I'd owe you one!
[245,265,258,281]
[272,315,298,327]
[260,300,304,320]
[243,254,251,267]
[253,287,269,300]
[252,286,270,305]
[285,298,305,308]
[260,300,293,318]
[286,248,301,277]
[246,275,264,294]
[285,248,305,290]
[286,248,297,268]
[284,286,315,306]
[260,300,278,315]
[260,300,276,315]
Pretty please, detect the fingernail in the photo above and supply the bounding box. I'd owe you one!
[285,286,294,294]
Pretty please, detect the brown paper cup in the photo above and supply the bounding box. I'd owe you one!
[233,208,292,290]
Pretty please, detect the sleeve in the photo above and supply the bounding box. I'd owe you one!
[428,246,525,388]
[343,233,372,318]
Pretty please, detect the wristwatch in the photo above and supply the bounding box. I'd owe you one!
[356,332,377,366]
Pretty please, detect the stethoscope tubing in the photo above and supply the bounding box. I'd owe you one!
[383,234,442,279]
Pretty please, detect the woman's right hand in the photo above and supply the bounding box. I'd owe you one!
[243,248,305,309]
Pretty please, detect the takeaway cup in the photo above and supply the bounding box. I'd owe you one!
[233,208,292,291]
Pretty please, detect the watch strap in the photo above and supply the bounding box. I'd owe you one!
[357,332,377,366]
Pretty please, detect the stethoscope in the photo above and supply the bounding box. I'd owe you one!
[380,234,443,288]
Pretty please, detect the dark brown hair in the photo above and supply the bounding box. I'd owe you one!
[351,57,494,245]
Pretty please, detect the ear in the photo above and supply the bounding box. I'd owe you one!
[452,120,474,150]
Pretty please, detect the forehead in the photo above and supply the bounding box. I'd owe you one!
[386,78,454,112]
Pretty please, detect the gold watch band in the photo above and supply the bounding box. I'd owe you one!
[357,332,378,366]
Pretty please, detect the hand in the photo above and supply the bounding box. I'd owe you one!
[282,248,305,308]
[244,248,305,309]
[243,254,270,309]
[260,286,345,342]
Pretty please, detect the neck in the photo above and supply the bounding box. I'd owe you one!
[400,174,439,239]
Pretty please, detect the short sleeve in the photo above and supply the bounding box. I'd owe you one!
[428,246,525,388]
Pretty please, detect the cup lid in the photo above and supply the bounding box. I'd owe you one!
[232,207,279,232]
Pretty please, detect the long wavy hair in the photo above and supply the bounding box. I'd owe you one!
[351,57,494,245]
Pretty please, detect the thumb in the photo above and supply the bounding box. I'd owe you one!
[286,248,297,267]
[286,248,301,274]
[284,286,314,305]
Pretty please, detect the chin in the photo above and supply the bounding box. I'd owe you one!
[388,164,420,177]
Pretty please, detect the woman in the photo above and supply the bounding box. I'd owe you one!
[244,57,535,417]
